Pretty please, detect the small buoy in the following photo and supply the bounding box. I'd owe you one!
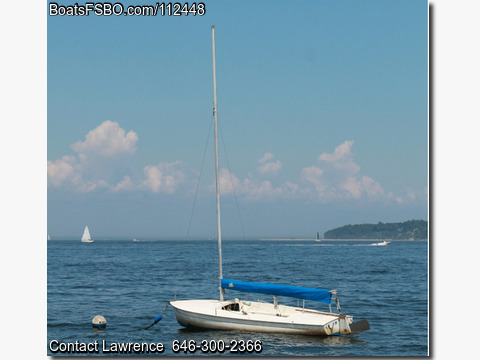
[92,315,107,330]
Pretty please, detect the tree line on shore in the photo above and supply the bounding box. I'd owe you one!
[323,220,427,240]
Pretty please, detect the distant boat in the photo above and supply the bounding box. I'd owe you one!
[316,232,321,241]
[48,234,51,241]
[371,240,391,246]
[133,238,139,242]
[170,26,370,336]
[81,226,93,243]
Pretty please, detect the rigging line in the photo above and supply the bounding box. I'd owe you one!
[185,115,214,241]
[218,122,247,241]
[176,115,213,301]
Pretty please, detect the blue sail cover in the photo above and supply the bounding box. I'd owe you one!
[221,279,332,304]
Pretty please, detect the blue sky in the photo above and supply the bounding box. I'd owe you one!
[47,0,428,239]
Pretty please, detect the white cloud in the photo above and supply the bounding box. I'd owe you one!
[216,168,289,201]
[113,176,135,192]
[48,121,144,193]
[300,166,329,199]
[299,141,386,202]
[339,175,384,199]
[257,160,282,175]
[341,176,362,198]
[318,140,354,163]
[212,143,389,203]
[47,153,116,193]
[258,152,275,164]
[318,140,360,173]
[393,187,426,205]
[76,179,110,193]
[47,155,81,187]
[49,126,411,205]
[361,176,384,197]
[218,168,241,195]
[71,120,138,157]
[285,181,299,195]
[141,161,185,194]
[242,178,284,201]
[257,153,282,176]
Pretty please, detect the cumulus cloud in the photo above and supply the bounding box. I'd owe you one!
[300,166,329,197]
[71,120,138,157]
[216,168,294,201]
[113,176,135,192]
[211,143,387,203]
[258,152,275,164]
[257,160,282,175]
[299,140,385,202]
[48,119,187,193]
[76,179,110,193]
[318,140,353,162]
[318,140,360,173]
[141,161,185,194]
[257,152,282,176]
[340,175,383,199]
[393,187,426,205]
[49,125,403,204]
[242,178,285,201]
[361,176,384,197]
[47,155,81,187]
[218,168,241,195]
[48,121,148,193]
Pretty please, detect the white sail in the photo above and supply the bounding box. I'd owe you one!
[81,226,93,243]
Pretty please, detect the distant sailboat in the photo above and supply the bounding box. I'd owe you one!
[81,226,93,243]
[316,232,321,241]
[48,234,51,241]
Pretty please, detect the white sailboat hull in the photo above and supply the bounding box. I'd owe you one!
[170,299,353,335]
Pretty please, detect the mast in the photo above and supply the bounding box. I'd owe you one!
[211,25,224,301]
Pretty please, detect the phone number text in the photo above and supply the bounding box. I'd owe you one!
[172,339,263,354]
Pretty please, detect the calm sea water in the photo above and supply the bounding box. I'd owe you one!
[47,239,428,356]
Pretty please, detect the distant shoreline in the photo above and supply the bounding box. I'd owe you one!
[48,238,427,242]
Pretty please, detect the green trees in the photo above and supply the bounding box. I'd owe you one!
[323,220,427,240]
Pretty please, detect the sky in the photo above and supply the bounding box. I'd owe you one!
[47,0,428,239]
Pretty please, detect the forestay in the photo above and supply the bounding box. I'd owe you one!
[221,279,332,304]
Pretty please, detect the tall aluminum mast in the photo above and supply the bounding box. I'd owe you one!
[211,25,224,301]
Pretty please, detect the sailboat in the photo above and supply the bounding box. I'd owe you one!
[81,226,93,243]
[170,26,369,336]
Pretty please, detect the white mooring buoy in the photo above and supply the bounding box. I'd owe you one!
[92,315,106,330]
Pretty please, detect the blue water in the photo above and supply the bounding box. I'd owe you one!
[47,240,428,356]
